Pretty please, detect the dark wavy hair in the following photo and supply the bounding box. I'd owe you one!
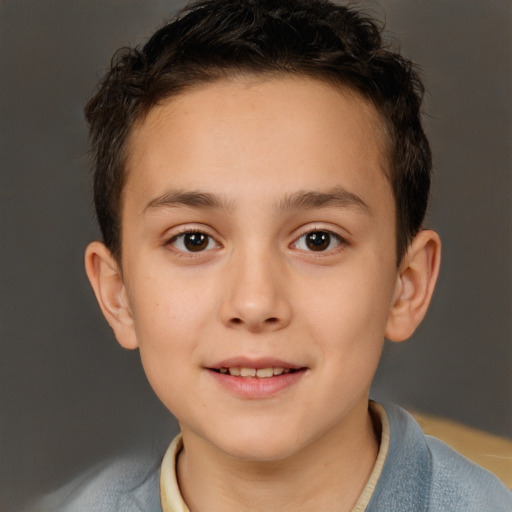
[85,0,431,264]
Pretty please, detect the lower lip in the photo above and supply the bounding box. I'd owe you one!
[208,369,306,399]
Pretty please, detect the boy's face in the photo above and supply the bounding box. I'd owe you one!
[114,77,400,460]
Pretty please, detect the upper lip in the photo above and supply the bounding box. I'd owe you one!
[208,357,303,370]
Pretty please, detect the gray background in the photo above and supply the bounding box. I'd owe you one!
[1,0,511,510]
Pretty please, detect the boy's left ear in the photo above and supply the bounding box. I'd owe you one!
[385,229,441,342]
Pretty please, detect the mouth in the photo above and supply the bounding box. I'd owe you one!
[210,367,301,378]
[207,361,307,398]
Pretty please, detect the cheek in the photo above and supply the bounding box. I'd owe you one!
[129,266,213,339]
[296,260,396,383]
[132,282,210,414]
[305,265,394,334]
[127,272,214,381]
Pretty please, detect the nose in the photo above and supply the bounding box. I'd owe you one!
[219,248,292,333]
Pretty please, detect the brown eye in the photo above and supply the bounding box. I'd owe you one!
[170,232,217,252]
[183,233,208,251]
[305,232,330,251]
[294,230,343,252]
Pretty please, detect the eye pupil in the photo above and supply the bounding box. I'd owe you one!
[184,233,208,252]
[306,231,330,251]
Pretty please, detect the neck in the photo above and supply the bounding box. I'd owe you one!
[176,401,379,512]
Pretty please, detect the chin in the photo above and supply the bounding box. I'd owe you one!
[205,423,310,463]
[222,441,301,463]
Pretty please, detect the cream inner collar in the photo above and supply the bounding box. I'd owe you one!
[160,401,390,512]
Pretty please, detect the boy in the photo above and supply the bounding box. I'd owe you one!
[37,0,512,510]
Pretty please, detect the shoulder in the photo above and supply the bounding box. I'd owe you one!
[29,454,162,512]
[368,402,512,512]
[426,435,512,511]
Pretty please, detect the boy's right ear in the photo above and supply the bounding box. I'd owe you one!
[84,242,139,350]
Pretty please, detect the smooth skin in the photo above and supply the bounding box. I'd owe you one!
[85,76,441,512]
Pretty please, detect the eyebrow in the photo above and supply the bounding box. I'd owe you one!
[143,186,371,215]
[278,187,371,215]
[144,190,234,213]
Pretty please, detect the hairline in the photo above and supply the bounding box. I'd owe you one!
[114,70,398,267]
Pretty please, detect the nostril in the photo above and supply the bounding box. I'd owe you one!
[231,318,243,325]
[265,317,279,324]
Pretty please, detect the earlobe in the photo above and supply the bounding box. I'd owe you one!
[385,230,441,342]
[84,242,139,350]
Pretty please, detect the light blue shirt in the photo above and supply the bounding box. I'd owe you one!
[32,402,512,511]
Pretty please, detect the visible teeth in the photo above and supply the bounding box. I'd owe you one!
[220,366,295,378]
[256,367,274,378]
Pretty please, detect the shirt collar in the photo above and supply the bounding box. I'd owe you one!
[160,401,390,512]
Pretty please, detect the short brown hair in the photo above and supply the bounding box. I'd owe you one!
[85,0,431,264]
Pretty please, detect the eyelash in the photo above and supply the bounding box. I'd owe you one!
[166,227,347,255]
[292,229,348,254]
[166,229,220,254]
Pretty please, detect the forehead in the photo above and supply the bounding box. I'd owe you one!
[123,76,392,216]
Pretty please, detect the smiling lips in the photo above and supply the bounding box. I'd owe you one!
[208,363,306,398]
[214,367,296,378]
